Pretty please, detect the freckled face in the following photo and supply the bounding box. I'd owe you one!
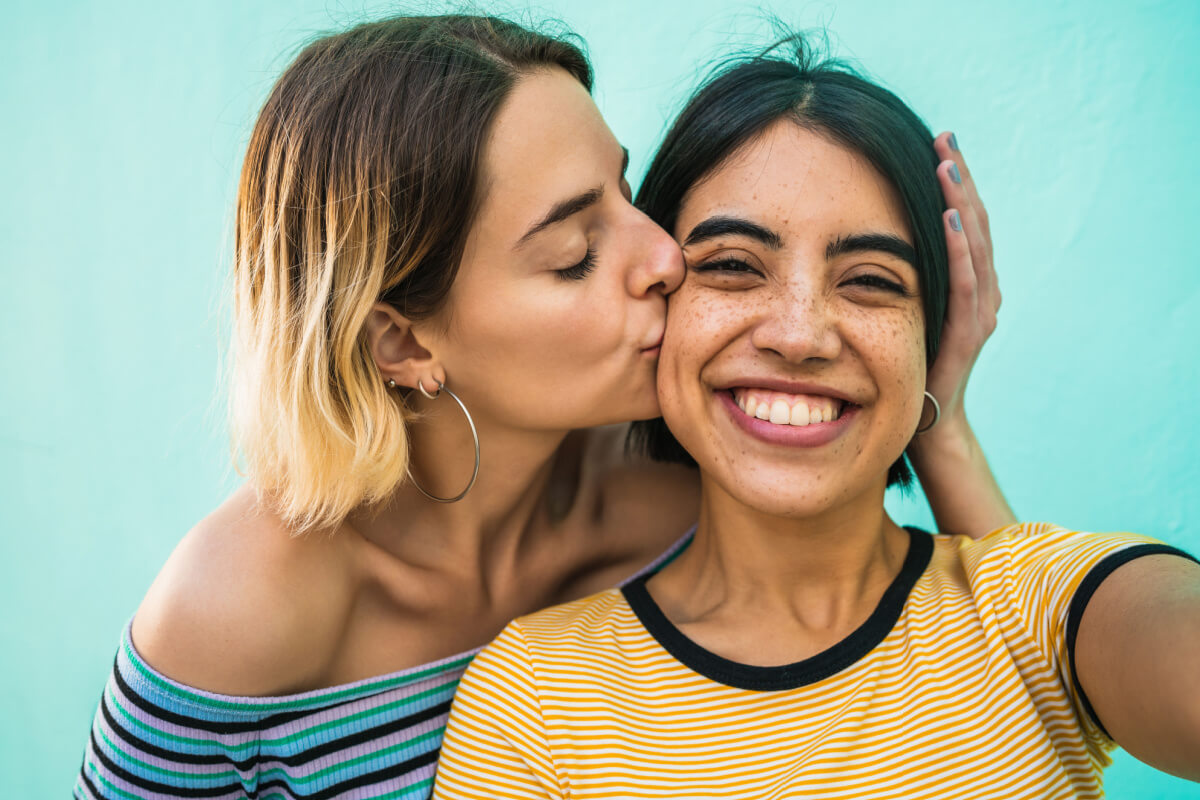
[418,69,683,431]
[657,120,927,517]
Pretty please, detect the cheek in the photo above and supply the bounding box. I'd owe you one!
[463,278,626,364]
[658,291,713,406]
[875,308,928,427]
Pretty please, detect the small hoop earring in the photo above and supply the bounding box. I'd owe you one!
[407,381,479,503]
[916,390,941,434]
[416,379,441,400]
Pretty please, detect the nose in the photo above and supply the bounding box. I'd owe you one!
[626,211,685,298]
[751,282,843,364]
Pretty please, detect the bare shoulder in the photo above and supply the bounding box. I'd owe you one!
[580,424,699,562]
[131,486,356,696]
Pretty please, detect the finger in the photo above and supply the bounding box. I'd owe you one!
[951,150,998,316]
[934,132,990,243]
[925,207,981,408]
[937,158,997,317]
[942,207,979,328]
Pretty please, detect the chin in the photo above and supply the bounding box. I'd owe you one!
[604,384,663,425]
[609,396,663,425]
[711,465,878,519]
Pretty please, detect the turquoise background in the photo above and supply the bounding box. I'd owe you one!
[2,0,1198,796]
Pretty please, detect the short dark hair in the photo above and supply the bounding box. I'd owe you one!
[629,35,949,489]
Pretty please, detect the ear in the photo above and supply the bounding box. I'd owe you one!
[365,303,445,391]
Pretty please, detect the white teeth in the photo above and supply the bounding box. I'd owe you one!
[735,389,844,427]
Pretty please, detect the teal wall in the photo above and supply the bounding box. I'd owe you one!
[2,0,1197,796]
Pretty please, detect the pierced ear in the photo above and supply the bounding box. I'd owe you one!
[365,303,444,391]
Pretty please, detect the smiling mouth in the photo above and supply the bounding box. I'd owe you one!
[730,388,850,427]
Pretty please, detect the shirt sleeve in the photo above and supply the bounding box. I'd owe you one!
[958,523,1197,744]
[433,620,563,800]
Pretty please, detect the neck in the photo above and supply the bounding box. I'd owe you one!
[655,475,910,634]
[348,397,573,579]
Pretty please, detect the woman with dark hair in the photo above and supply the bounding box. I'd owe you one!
[431,41,1200,798]
[75,17,1013,800]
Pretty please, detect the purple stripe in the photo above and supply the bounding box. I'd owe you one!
[93,706,235,777]
[79,755,247,800]
[107,682,256,747]
[255,673,461,739]
[250,713,448,782]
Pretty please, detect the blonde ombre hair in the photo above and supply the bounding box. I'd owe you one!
[230,15,592,532]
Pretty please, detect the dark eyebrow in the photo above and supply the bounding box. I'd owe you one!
[682,216,783,250]
[515,147,630,250]
[826,233,916,266]
[516,187,602,248]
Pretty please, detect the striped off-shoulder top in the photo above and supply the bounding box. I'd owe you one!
[74,528,694,800]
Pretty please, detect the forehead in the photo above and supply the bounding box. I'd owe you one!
[677,120,910,245]
[473,68,620,242]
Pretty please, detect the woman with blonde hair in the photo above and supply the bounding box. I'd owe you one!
[75,15,1011,800]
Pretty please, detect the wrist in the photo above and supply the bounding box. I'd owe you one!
[907,409,976,466]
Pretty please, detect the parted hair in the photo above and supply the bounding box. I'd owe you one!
[231,15,591,532]
[629,35,950,488]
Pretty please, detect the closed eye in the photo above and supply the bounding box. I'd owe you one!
[845,273,910,295]
[556,248,597,281]
[692,257,762,277]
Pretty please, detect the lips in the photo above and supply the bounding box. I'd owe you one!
[641,332,664,355]
[716,383,859,448]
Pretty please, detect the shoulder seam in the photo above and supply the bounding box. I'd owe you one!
[509,620,566,796]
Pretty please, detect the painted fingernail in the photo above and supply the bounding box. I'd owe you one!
[949,211,962,231]
[949,132,960,151]
[949,163,962,184]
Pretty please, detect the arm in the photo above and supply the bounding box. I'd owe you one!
[907,132,1016,539]
[1074,554,1200,780]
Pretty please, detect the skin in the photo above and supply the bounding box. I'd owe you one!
[648,119,1200,777]
[650,121,925,663]
[132,68,1013,697]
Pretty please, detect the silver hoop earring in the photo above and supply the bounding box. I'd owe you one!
[407,381,479,503]
[916,390,941,434]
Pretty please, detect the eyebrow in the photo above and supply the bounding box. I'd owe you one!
[826,233,916,266]
[684,216,917,267]
[515,147,631,249]
[683,216,784,250]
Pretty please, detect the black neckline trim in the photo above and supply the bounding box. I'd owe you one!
[621,526,934,692]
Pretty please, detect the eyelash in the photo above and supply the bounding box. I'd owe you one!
[846,274,909,294]
[693,257,760,275]
[695,257,909,294]
[556,248,596,281]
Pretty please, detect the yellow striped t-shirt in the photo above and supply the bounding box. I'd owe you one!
[432,524,1194,799]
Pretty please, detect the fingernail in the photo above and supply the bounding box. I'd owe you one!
[949,133,960,151]
[949,163,962,184]
[949,211,962,231]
